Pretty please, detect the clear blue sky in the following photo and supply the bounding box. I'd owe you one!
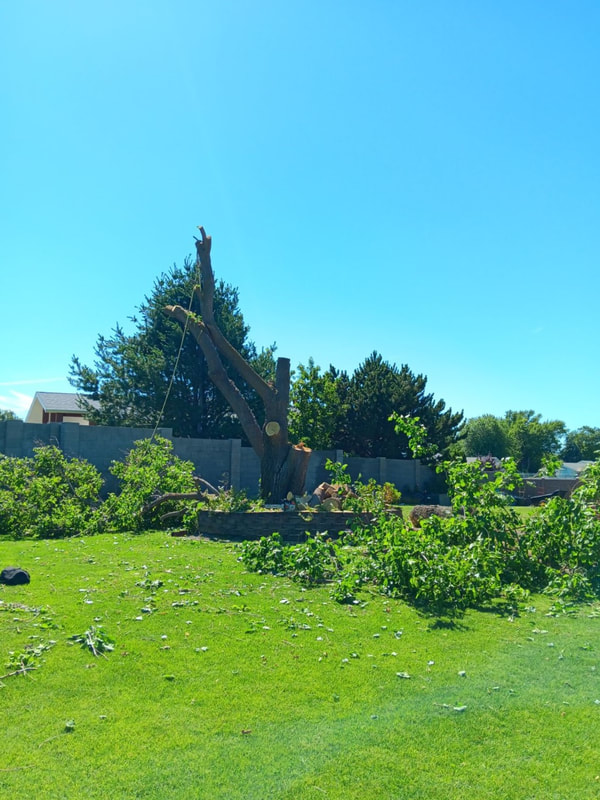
[1,1,598,431]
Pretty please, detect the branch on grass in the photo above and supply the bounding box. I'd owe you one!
[0,665,38,680]
[0,766,35,772]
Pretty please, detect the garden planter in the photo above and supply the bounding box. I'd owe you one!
[171,509,401,544]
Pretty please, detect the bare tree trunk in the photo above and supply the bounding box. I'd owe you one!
[164,227,311,501]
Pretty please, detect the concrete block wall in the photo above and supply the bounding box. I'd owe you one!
[171,436,237,490]
[0,420,434,497]
[520,477,580,498]
[240,446,261,494]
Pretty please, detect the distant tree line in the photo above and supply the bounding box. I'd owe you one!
[67,256,597,468]
[462,413,600,472]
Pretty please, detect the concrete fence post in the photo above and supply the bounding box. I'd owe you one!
[4,420,24,457]
[229,439,242,490]
[60,422,81,459]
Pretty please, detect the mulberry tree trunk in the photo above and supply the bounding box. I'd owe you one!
[164,227,311,502]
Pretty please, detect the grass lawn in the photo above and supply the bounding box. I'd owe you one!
[1,531,599,799]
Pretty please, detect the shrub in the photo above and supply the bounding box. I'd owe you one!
[100,436,197,532]
[0,446,103,539]
[521,461,600,600]
[240,454,600,615]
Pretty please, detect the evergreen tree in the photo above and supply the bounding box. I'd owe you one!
[334,352,463,459]
[70,258,275,439]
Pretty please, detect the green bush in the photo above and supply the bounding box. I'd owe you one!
[521,461,600,600]
[0,446,103,539]
[100,436,197,532]
[240,455,600,616]
[0,436,200,538]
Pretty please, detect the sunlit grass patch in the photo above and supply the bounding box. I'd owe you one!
[1,532,599,799]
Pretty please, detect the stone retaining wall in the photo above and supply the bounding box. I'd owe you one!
[189,509,402,543]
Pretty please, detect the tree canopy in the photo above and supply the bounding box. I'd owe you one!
[561,426,600,462]
[0,409,20,421]
[288,360,347,450]
[70,258,275,439]
[463,410,566,472]
[504,410,566,473]
[462,414,511,459]
[290,352,463,459]
[338,352,464,459]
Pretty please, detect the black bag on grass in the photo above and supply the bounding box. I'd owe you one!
[0,567,30,585]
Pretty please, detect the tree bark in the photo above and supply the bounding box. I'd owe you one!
[164,227,311,501]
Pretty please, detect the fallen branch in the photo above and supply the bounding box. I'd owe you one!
[141,492,204,516]
[194,477,220,494]
[0,765,35,772]
[0,665,38,680]
[159,509,185,522]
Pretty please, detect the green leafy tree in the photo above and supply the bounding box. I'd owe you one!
[334,352,463,459]
[0,409,20,421]
[462,414,512,458]
[463,411,567,472]
[562,426,600,461]
[70,258,275,439]
[504,410,566,473]
[289,359,347,449]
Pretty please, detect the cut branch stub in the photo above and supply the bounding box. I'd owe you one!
[265,421,281,437]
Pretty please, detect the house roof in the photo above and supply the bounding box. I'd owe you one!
[30,392,100,413]
[558,461,594,477]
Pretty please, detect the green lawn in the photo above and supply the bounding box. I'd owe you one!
[1,531,599,799]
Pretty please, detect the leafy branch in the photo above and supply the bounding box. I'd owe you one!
[1,639,55,681]
[69,626,115,658]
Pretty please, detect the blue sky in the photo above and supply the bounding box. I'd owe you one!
[1,1,598,431]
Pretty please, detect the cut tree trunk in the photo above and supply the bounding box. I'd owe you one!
[261,437,311,502]
[163,226,311,502]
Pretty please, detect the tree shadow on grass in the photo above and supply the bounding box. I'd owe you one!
[423,616,469,632]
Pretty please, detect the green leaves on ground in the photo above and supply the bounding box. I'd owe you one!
[100,436,197,532]
[2,638,55,680]
[68,626,115,658]
[0,436,199,538]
